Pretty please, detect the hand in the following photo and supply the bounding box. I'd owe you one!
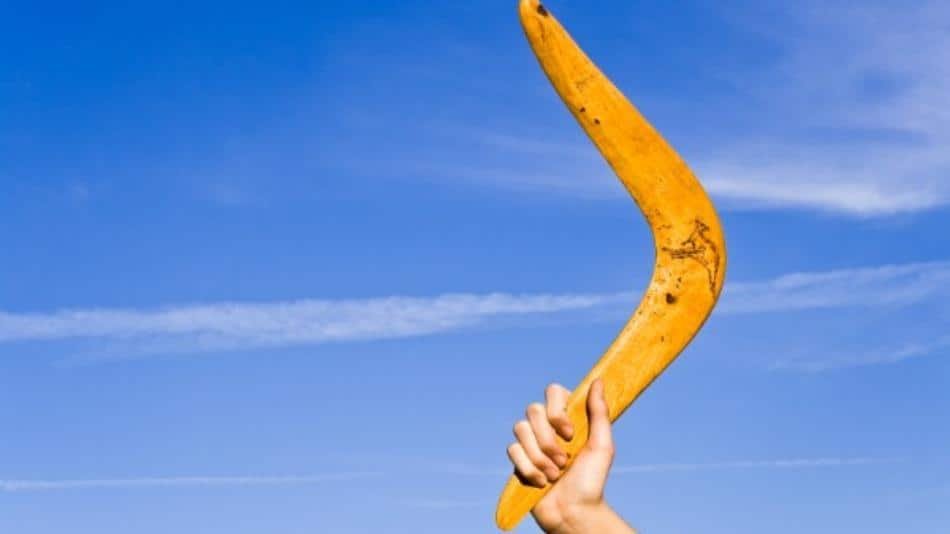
[507,379,631,534]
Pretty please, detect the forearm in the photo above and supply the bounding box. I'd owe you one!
[549,502,636,534]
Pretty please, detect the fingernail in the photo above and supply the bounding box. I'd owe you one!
[553,453,568,467]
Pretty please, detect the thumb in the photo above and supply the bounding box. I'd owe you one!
[565,379,614,497]
[585,379,614,455]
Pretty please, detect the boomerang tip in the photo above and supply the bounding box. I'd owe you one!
[495,503,517,531]
[518,0,549,20]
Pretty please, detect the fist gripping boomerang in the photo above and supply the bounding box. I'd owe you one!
[496,1,727,529]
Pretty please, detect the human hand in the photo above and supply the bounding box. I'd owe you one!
[507,379,631,534]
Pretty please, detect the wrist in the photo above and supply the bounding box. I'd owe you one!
[549,501,616,534]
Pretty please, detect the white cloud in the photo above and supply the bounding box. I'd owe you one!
[771,336,950,373]
[433,122,948,215]
[11,458,888,494]
[0,293,619,353]
[719,260,950,314]
[0,261,947,359]
[436,457,898,478]
[723,261,950,371]
[421,0,950,215]
[613,457,900,474]
[698,0,950,214]
[0,472,381,493]
[402,498,490,510]
[701,171,943,216]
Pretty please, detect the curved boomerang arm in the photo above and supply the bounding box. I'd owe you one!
[495,1,727,530]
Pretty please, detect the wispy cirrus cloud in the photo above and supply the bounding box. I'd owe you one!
[697,0,950,215]
[719,260,950,314]
[612,457,901,474]
[0,261,947,361]
[435,456,900,478]
[0,472,382,493]
[457,127,949,217]
[0,293,617,353]
[1,457,898,494]
[770,336,950,373]
[402,498,491,510]
[412,123,948,215]
[404,1,950,216]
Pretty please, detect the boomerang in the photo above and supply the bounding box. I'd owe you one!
[495,1,727,529]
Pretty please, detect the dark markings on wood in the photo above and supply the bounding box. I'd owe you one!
[662,219,721,294]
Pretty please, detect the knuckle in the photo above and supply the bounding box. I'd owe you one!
[532,453,556,471]
[512,462,545,488]
[539,440,560,456]
[597,442,616,457]
[534,427,554,444]
[513,420,530,436]
[526,402,545,418]
[587,439,614,454]
[547,405,568,421]
[533,431,557,451]
[526,448,551,469]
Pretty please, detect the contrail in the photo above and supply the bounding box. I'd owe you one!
[0,261,946,357]
[613,457,900,474]
[0,472,382,493]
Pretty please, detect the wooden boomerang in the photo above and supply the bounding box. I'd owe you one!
[495,1,727,530]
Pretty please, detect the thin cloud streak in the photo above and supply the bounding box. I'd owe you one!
[698,0,950,215]
[702,171,942,216]
[454,130,948,217]
[435,140,945,215]
[613,457,900,474]
[0,293,618,350]
[403,498,491,510]
[0,261,947,358]
[429,0,950,215]
[0,472,382,493]
[771,336,950,372]
[437,457,899,477]
[719,260,950,314]
[430,127,947,215]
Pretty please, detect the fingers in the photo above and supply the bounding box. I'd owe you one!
[527,402,568,468]
[544,383,574,441]
[506,380,615,494]
[585,379,614,455]
[513,420,561,482]
[507,383,577,488]
[507,442,547,488]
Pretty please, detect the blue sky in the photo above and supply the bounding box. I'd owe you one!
[1,0,948,532]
